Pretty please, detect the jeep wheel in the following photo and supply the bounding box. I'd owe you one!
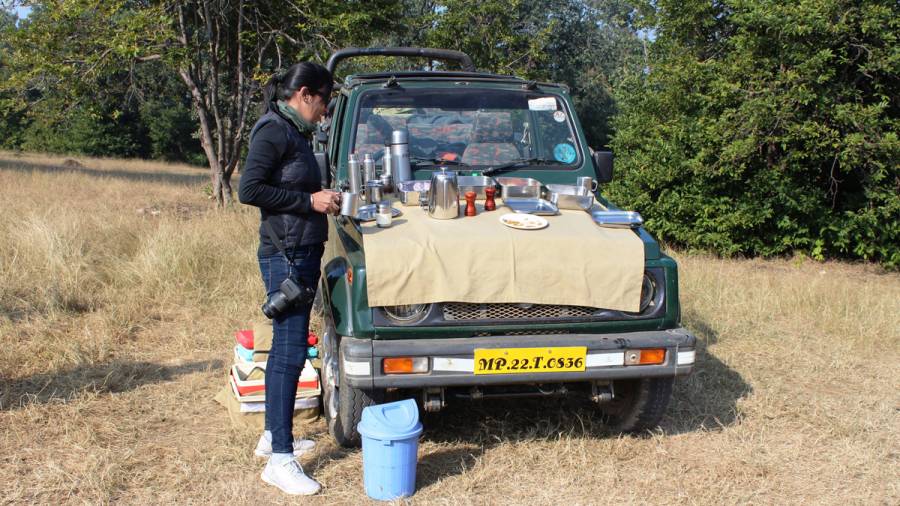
[598,377,674,433]
[321,311,382,448]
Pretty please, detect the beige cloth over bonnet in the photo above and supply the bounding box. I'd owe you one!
[361,204,644,311]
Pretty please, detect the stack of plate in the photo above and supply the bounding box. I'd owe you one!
[224,323,321,411]
[228,361,321,403]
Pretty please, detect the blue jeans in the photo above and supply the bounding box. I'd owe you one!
[258,244,324,454]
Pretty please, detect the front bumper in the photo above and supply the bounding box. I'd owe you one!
[340,328,696,389]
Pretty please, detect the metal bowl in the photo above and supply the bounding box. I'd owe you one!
[546,184,593,211]
[397,180,430,206]
[457,175,496,200]
[496,176,541,200]
[503,198,559,215]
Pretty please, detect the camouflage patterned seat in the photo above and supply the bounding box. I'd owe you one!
[408,123,471,144]
[461,112,520,166]
[353,113,393,158]
[407,112,473,146]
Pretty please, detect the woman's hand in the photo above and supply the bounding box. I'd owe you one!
[311,190,341,215]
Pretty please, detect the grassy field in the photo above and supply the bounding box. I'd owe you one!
[0,151,897,505]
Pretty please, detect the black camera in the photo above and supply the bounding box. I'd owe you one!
[261,276,317,319]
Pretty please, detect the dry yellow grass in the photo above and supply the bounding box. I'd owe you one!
[0,151,898,505]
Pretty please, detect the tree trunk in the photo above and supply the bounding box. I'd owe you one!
[221,171,234,205]
[172,0,266,207]
[177,3,229,208]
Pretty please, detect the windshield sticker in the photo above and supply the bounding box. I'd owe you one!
[553,110,567,123]
[553,143,577,164]
[528,97,557,111]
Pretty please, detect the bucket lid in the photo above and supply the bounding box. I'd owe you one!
[358,399,423,441]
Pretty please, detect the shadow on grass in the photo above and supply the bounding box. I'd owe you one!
[289,318,748,489]
[408,317,750,485]
[661,328,751,435]
[417,446,481,488]
[0,359,223,410]
[0,158,207,186]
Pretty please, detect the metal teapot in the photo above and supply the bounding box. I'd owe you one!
[427,168,460,219]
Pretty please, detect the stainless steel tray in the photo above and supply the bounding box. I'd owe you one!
[503,198,559,215]
[356,204,402,222]
[457,175,496,200]
[546,184,593,211]
[590,210,643,228]
[496,176,541,199]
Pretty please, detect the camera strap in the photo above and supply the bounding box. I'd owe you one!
[263,217,307,272]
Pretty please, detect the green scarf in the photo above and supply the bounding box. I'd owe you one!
[276,100,316,136]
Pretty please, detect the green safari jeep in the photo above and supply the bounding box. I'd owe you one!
[312,48,696,447]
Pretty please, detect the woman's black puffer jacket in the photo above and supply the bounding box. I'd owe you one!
[238,109,327,255]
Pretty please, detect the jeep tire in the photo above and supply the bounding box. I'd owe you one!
[320,309,383,447]
[328,354,383,447]
[599,377,674,433]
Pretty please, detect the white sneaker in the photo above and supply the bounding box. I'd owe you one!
[254,433,316,457]
[261,457,321,496]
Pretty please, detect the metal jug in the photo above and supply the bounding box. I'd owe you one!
[427,168,460,219]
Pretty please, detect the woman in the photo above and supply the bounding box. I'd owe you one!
[238,61,339,496]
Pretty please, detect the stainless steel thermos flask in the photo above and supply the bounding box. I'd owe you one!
[347,154,362,195]
[363,153,377,184]
[382,146,393,178]
[389,129,412,184]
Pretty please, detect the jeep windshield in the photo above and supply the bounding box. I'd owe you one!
[351,87,582,170]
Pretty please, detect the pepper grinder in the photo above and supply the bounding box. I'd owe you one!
[464,191,477,217]
[484,187,497,211]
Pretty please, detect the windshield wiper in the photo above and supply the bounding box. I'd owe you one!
[481,158,567,176]
[409,157,471,170]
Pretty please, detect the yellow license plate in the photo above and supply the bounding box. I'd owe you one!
[474,347,587,375]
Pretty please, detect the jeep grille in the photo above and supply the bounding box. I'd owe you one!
[473,329,571,337]
[442,303,596,321]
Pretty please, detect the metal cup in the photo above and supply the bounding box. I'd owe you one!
[365,181,384,204]
[379,173,393,194]
[340,192,360,216]
[576,176,595,196]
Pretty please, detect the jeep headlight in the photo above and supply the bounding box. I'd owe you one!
[383,304,430,325]
[639,272,657,312]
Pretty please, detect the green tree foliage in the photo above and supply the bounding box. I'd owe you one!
[531,0,644,147]
[3,0,402,205]
[139,94,203,163]
[0,5,202,160]
[425,0,554,76]
[0,8,27,148]
[20,97,145,157]
[423,0,643,147]
[609,0,899,267]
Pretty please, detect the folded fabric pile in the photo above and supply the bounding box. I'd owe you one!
[215,321,322,429]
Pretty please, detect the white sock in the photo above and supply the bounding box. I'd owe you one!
[269,452,295,465]
[263,430,273,442]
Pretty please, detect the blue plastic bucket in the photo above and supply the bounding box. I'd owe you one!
[357,399,423,501]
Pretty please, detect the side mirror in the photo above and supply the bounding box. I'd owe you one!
[592,150,613,184]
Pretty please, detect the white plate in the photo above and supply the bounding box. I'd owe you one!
[499,213,548,230]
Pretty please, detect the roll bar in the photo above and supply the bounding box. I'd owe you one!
[326,47,476,74]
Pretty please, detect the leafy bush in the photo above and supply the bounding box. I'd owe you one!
[609,0,899,267]
[21,100,147,158]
